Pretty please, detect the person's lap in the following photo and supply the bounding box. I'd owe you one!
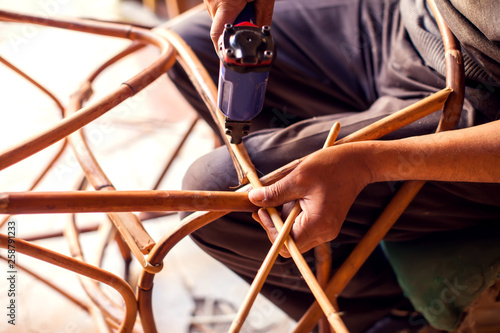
[166,0,500,331]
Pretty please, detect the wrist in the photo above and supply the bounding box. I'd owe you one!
[346,140,403,184]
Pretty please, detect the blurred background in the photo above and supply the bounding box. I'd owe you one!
[0,1,294,332]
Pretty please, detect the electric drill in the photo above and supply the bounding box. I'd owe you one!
[217,2,276,144]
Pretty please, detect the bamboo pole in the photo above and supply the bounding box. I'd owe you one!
[0,190,257,214]
[231,141,348,333]
[294,180,426,332]
[335,87,451,145]
[229,123,342,333]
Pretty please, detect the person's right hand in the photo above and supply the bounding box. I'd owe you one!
[204,0,275,49]
[248,143,374,257]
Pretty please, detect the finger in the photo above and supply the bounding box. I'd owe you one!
[251,211,261,223]
[289,209,339,254]
[255,207,293,257]
[203,0,216,18]
[248,178,302,208]
[254,0,274,27]
[209,1,247,47]
[256,208,278,239]
[259,208,292,257]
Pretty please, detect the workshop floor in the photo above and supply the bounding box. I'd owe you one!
[0,1,294,332]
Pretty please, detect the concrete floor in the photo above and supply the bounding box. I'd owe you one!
[0,1,294,332]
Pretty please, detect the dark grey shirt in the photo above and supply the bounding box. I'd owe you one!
[402,0,500,85]
[436,0,500,83]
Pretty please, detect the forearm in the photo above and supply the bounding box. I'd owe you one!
[249,120,500,254]
[355,120,500,184]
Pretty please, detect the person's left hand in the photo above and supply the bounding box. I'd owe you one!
[248,143,373,257]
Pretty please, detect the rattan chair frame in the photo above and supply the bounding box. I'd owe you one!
[0,0,464,331]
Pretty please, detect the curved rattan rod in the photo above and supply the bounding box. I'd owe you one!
[294,0,465,331]
[153,29,247,182]
[68,45,201,272]
[0,10,176,274]
[0,11,172,328]
[0,55,65,112]
[65,177,127,329]
[0,233,138,333]
[0,254,89,310]
[65,47,163,273]
[87,41,146,83]
[0,55,69,229]
[67,206,132,331]
[65,214,135,330]
[137,210,229,333]
[67,174,137,329]
[79,37,202,194]
[0,10,176,171]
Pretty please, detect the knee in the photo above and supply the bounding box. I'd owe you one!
[179,147,241,221]
[182,147,240,192]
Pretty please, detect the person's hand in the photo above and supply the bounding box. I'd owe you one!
[204,0,275,48]
[248,119,500,257]
[248,144,374,257]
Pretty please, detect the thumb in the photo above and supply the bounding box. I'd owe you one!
[209,3,246,48]
[248,178,300,207]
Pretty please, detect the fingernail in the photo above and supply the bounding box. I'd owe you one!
[249,188,265,202]
[252,212,261,223]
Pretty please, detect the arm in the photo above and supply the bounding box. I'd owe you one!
[204,0,275,48]
[249,120,500,256]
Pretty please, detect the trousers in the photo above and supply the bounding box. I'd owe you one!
[166,0,500,331]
